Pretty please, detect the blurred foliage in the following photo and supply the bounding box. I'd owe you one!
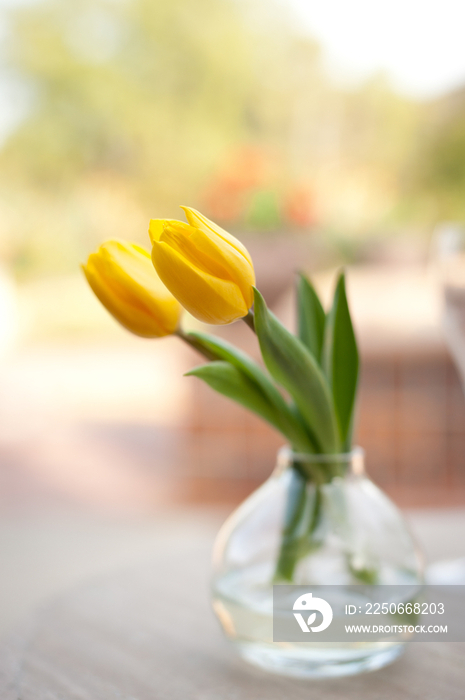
[2,0,257,194]
[406,89,465,222]
[0,0,463,279]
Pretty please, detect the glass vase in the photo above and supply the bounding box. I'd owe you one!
[211,447,423,678]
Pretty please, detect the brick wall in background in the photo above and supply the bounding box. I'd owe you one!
[186,346,465,507]
[357,348,465,506]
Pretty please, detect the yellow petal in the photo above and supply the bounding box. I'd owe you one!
[186,227,255,308]
[160,223,231,279]
[162,220,255,308]
[152,241,248,324]
[148,219,186,244]
[181,206,254,268]
[101,241,173,303]
[83,240,181,337]
[84,259,164,337]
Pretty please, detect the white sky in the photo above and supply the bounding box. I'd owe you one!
[288,0,465,98]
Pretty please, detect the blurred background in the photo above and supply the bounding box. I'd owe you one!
[2,0,465,637]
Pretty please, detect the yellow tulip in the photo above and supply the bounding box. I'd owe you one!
[83,240,182,337]
[149,207,255,325]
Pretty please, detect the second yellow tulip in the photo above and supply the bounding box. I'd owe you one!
[83,240,182,338]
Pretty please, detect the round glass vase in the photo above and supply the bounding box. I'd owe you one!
[211,447,423,678]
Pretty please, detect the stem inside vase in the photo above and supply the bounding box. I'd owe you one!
[273,448,365,583]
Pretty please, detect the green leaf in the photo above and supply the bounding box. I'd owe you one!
[297,273,326,362]
[253,288,339,453]
[186,331,316,452]
[186,361,286,431]
[322,272,359,450]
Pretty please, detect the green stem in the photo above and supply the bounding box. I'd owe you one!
[175,329,219,361]
[274,452,344,583]
[274,468,323,582]
[243,309,255,333]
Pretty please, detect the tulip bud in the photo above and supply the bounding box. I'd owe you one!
[149,207,255,325]
[83,240,182,337]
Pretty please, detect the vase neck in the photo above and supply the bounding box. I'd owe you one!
[275,446,365,482]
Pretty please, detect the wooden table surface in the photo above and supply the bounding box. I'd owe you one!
[1,514,465,700]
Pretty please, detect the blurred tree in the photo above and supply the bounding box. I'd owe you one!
[407,88,465,222]
[0,0,325,274]
[1,0,258,203]
[0,0,266,273]
[0,0,424,278]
